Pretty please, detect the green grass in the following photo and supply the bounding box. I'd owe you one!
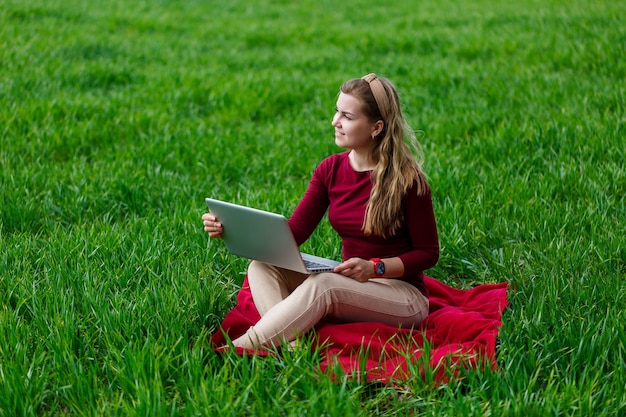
[1,0,625,415]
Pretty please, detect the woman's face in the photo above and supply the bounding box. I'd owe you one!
[332,92,380,152]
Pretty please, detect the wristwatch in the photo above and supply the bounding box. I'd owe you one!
[370,258,385,277]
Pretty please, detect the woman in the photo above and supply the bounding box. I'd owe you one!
[203,74,439,350]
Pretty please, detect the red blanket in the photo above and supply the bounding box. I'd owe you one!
[211,276,509,384]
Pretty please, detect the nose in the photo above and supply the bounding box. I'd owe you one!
[332,112,340,127]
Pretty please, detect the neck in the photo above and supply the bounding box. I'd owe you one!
[348,149,375,172]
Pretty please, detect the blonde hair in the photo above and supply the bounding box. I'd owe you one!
[341,74,427,238]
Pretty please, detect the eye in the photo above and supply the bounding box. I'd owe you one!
[335,109,353,120]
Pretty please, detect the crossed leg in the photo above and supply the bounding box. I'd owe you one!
[232,261,429,349]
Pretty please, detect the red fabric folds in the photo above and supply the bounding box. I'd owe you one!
[211,276,509,384]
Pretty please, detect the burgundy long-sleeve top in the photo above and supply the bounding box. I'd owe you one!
[288,152,439,296]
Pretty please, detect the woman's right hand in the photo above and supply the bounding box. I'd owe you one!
[202,212,223,238]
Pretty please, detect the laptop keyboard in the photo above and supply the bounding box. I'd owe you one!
[303,259,333,270]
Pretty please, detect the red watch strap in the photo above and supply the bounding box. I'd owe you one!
[370,258,383,276]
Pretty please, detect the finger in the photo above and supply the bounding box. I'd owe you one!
[202,212,219,221]
[204,223,221,231]
[203,220,222,232]
[339,267,355,278]
[207,225,223,236]
[334,262,353,275]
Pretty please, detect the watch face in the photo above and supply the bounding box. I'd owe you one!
[375,262,385,275]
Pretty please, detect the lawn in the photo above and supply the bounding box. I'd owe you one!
[1,0,625,415]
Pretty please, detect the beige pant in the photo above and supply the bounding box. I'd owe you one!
[231,260,429,349]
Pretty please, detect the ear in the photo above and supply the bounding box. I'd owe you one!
[371,120,385,137]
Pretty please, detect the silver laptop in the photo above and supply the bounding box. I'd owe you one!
[205,198,340,273]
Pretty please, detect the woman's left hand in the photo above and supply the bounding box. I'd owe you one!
[333,258,373,282]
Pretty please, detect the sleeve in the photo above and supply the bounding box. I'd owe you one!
[287,160,331,246]
[397,184,440,275]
